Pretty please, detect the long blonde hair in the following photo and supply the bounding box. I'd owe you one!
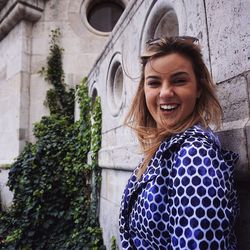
[125,37,222,178]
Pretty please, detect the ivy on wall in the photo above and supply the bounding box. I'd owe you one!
[39,29,75,122]
[0,29,105,249]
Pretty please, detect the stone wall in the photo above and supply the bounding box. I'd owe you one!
[86,0,250,248]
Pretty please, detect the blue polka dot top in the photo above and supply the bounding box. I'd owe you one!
[119,124,239,250]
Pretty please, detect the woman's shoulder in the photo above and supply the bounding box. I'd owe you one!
[180,124,220,150]
[160,124,218,153]
[160,124,238,167]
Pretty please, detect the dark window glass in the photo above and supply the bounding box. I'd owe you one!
[88,2,124,32]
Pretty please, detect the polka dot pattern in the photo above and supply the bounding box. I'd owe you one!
[119,125,239,250]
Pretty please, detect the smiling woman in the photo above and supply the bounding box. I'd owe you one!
[119,37,239,249]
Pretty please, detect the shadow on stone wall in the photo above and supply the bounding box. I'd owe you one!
[235,174,250,250]
[217,128,250,249]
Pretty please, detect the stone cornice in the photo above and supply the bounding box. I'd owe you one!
[0,0,46,41]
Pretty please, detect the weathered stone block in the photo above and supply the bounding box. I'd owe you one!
[206,0,250,83]
[99,168,131,249]
[217,127,248,171]
[0,74,22,164]
[99,144,141,171]
[29,74,50,142]
[217,75,249,123]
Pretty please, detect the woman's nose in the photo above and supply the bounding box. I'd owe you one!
[159,83,174,98]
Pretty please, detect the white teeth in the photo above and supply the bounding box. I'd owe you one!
[160,104,178,110]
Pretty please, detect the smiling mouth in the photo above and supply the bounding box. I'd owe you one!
[160,104,179,111]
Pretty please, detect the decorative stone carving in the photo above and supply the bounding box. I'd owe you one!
[0,0,46,41]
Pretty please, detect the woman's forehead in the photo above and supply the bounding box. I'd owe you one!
[144,53,194,77]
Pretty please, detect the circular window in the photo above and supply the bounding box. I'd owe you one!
[154,10,179,38]
[107,53,124,116]
[113,65,123,106]
[140,2,181,55]
[87,1,124,33]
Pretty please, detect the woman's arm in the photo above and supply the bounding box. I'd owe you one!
[167,141,237,250]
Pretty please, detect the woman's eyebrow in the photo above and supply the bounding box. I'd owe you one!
[171,71,189,77]
[145,75,161,80]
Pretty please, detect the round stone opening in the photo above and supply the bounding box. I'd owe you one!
[87,1,124,33]
[107,54,124,116]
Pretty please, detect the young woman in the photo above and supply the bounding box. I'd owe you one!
[119,37,239,250]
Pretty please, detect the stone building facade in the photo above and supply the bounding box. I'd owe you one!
[0,0,249,249]
[87,0,250,248]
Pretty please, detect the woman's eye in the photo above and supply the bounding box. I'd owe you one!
[146,81,160,87]
[172,78,187,84]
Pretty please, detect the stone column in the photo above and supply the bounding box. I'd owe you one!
[0,0,46,165]
[0,0,46,209]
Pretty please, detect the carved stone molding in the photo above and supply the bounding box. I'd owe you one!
[0,0,47,41]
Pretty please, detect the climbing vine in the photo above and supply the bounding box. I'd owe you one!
[0,29,104,249]
[39,28,75,122]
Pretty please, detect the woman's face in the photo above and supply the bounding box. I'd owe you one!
[144,53,201,128]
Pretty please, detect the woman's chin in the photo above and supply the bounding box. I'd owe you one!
[157,120,178,129]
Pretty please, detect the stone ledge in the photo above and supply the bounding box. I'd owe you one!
[0,0,46,41]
